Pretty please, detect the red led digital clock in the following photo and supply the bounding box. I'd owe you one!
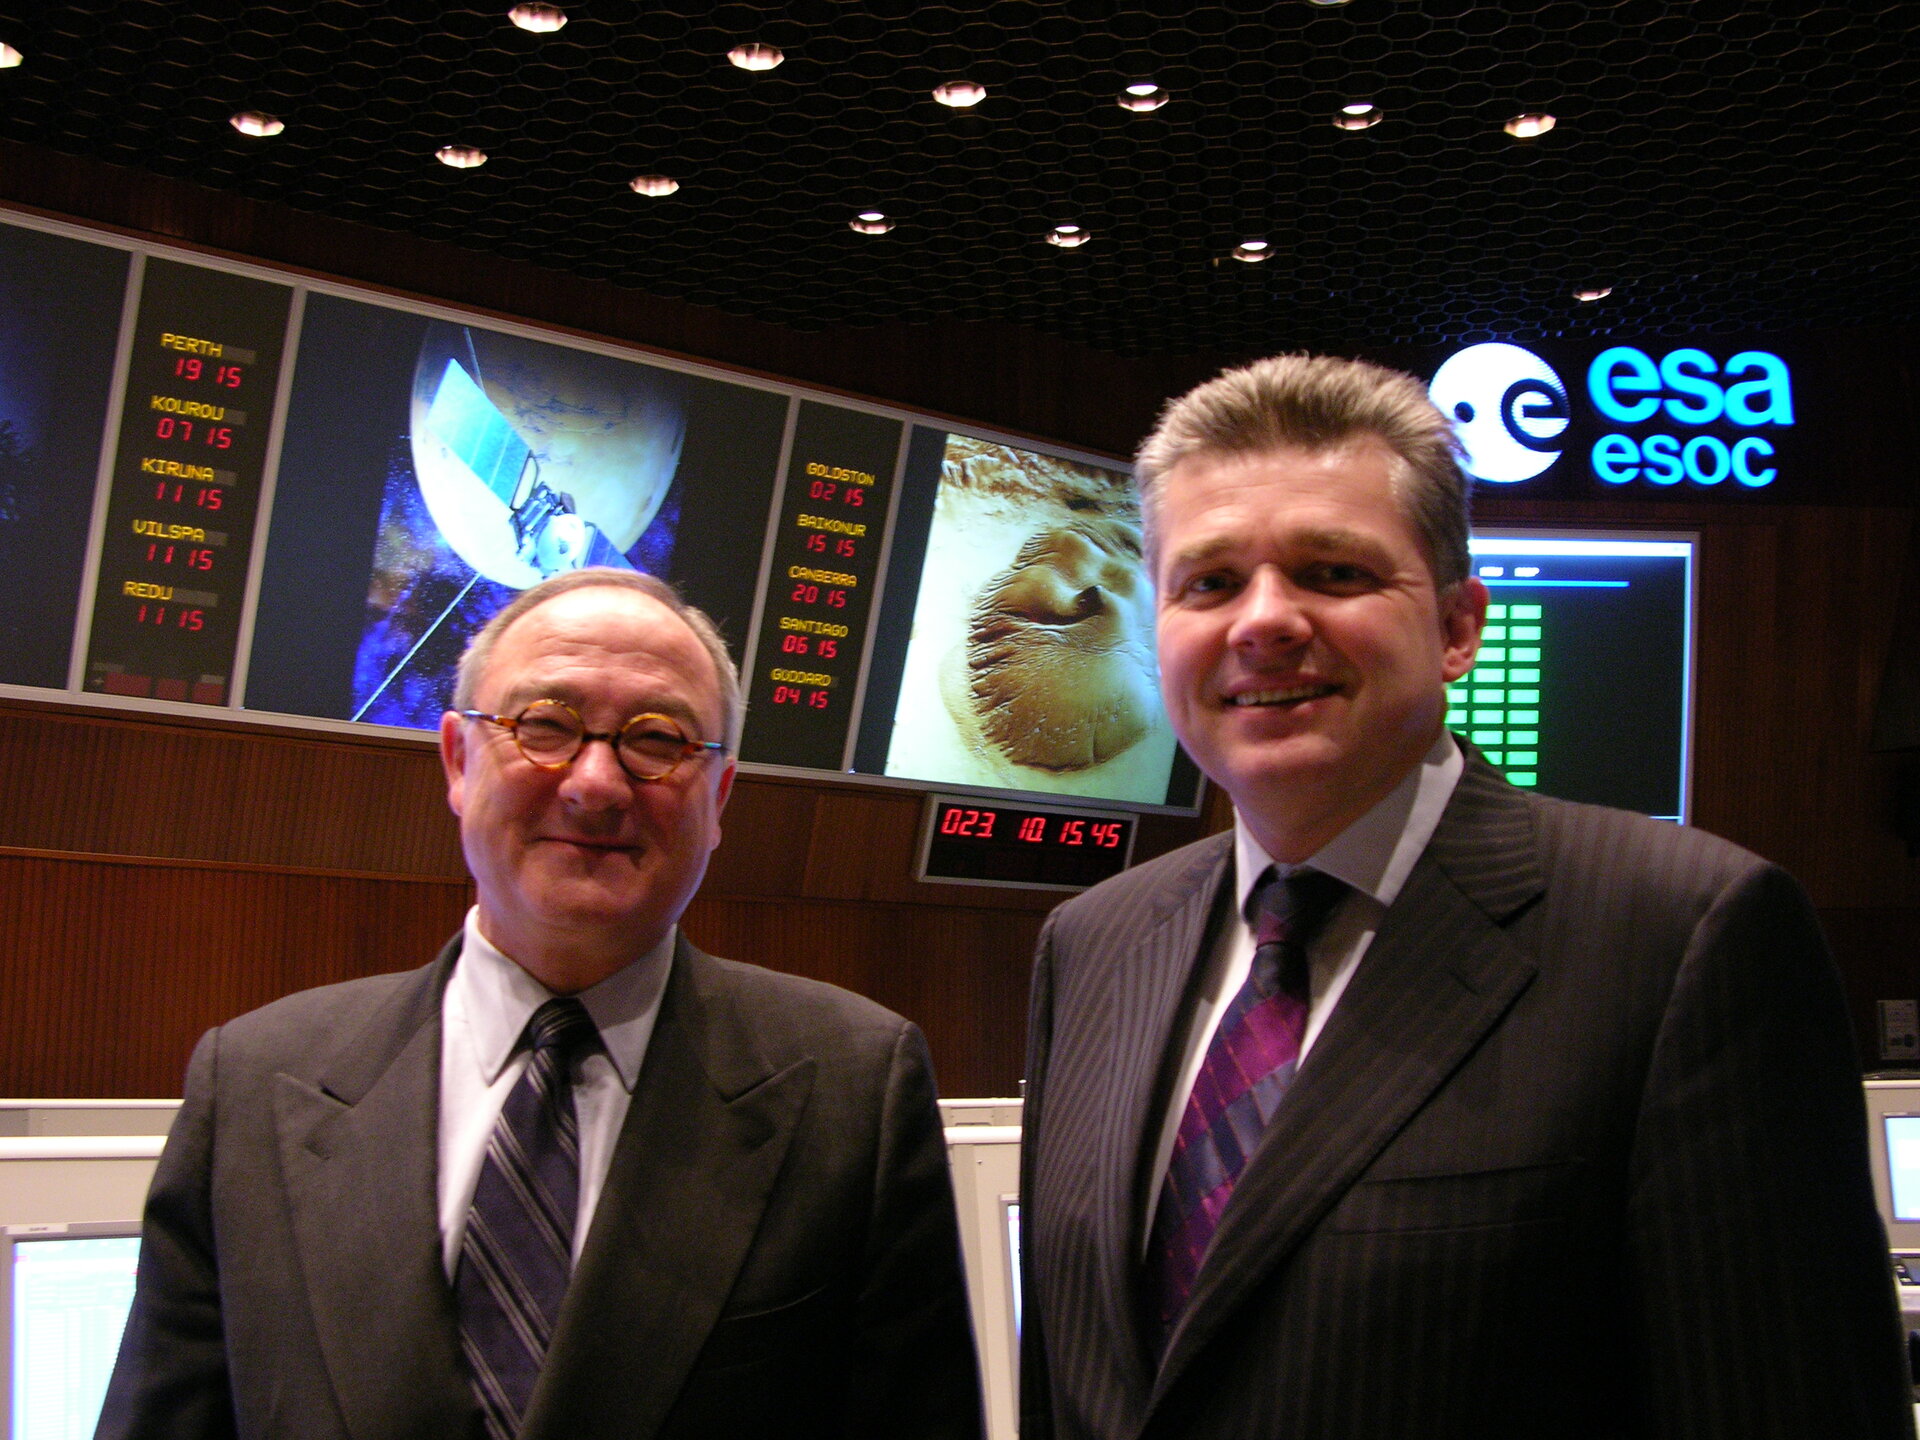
[917,795,1138,891]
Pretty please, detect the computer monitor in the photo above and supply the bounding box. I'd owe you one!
[1865,1079,1920,1251]
[944,1116,1022,1440]
[1003,1198,1022,1341]
[2,1222,141,1440]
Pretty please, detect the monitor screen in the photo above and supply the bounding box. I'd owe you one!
[1455,533,1695,821]
[1862,1081,1920,1251]
[4,1226,140,1440]
[1003,1198,1022,1340]
[1885,1115,1920,1224]
[853,428,1194,809]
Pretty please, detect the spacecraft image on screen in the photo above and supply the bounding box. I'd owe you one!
[882,434,1177,804]
[350,321,689,727]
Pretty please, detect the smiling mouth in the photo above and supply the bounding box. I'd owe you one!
[1227,683,1340,707]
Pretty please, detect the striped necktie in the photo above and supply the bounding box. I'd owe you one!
[456,996,599,1440]
[1148,866,1346,1348]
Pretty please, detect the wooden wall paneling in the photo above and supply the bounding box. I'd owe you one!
[1816,906,1920,1068]
[700,775,820,899]
[0,851,470,1098]
[680,896,1041,1099]
[1685,508,1919,906]
[0,703,464,877]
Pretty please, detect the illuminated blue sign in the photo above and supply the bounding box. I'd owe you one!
[1429,341,1797,492]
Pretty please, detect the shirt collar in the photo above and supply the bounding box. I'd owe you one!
[455,908,673,1091]
[1234,728,1464,912]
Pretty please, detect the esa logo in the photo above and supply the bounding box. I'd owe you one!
[1429,344,1569,483]
[1429,341,1795,490]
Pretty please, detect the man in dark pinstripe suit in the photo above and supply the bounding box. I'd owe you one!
[1019,354,1912,1440]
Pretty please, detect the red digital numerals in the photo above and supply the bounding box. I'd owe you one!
[939,806,997,839]
[770,685,830,709]
[806,479,867,507]
[152,416,234,449]
[173,357,243,388]
[132,604,205,630]
[142,543,215,571]
[789,582,849,608]
[1010,816,1125,847]
[778,634,839,658]
[802,533,858,557]
[151,482,224,510]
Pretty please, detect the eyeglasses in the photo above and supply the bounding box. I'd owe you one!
[459,699,727,782]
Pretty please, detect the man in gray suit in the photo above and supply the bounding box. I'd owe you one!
[1019,355,1912,1439]
[101,568,981,1439]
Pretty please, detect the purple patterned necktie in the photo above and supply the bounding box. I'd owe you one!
[1148,866,1346,1348]
[456,997,599,1440]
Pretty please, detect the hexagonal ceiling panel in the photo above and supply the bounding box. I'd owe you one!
[1,0,1916,355]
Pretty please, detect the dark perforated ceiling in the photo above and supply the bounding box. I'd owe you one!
[1,1,1916,356]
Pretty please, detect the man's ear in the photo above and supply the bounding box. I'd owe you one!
[1440,576,1490,683]
[707,760,738,852]
[439,710,468,817]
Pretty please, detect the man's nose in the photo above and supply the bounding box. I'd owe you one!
[558,733,633,806]
[1227,567,1311,649]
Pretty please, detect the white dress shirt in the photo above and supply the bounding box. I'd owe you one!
[436,907,673,1280]
[1141,729,1465,1250]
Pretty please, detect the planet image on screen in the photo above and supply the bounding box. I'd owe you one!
[409,321,687,588]
[885,436,1178,804]
[964,515,1156,770]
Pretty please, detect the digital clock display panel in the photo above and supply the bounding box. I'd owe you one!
[739,401,904,771]
[81,258,291,706]
[918,795,1137,890]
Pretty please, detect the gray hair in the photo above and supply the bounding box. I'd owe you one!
[453,568,744,753]
[1133,353,1473,588]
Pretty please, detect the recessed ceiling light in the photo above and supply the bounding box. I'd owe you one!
[629,174,679,196]
[1118,83,1168,112]
[1574,286,1613,302]
[849,211,894,234]
[728,42,783,71]
[932,80,987,108]
[229,111,284,138]
[0,43,21,69]
[508,3,567,33]
[1333,103,1381,130]
[1046,224,1089,248]
[435,145,487,169]
[1232,240,1272,263]
[1504,113,1556,139]
[1307,0,1352,6]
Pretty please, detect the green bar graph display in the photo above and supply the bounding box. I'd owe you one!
[1452,535,1693,822]
[1447,602,1545,788]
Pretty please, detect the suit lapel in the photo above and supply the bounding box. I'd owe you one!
[1092,836,1237,1392]
[523,937,814,1440]
[273,937,475,1440]
[1150,763,1546,1404]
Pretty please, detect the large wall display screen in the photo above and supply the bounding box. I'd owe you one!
[1452,534,1694,822]
[0,210,1202,814]
[0,225,129,693]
